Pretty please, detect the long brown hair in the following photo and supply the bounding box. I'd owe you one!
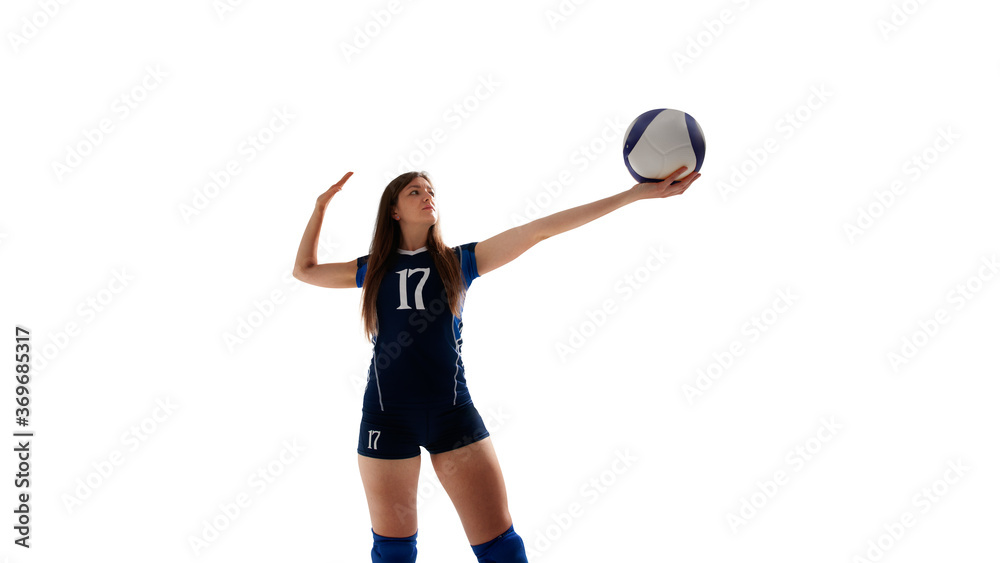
[359,171,467,342]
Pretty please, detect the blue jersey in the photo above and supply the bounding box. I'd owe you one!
[356,242,479,412]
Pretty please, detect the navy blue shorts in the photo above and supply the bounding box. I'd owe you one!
[357,400,490,459]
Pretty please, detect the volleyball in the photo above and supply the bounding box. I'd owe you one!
[623,108,706,184]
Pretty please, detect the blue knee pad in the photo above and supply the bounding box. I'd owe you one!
[471,524,528,563]
[371,529,417,563]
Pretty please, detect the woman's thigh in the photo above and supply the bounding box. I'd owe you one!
[357,454,422,537]
[430,437,513,545]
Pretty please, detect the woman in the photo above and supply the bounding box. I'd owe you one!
[293,167,700,562]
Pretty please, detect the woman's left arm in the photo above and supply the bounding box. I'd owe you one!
[475,166,700,277]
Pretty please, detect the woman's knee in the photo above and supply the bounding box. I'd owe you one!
[372,529,418,563]
[470,524,528,563]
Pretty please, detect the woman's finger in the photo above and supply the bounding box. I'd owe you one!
[333,171,354,188]
[664,166,688,182]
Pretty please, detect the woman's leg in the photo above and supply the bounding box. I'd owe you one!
[357,454,422,537]
[429,437,513,544]
[424,399,528,561]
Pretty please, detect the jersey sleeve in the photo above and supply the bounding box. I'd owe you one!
[356,255,369,288]
[456,242,479,290]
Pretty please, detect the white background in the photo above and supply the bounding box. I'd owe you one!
[2,0,998,561]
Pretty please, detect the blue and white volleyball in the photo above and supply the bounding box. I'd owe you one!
[623,108,706,184]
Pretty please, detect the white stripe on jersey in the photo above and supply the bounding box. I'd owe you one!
[373,357,385,411]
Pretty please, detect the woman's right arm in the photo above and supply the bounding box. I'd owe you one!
[292,172,359,289]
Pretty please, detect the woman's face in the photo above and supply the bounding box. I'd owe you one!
[393,177,437,225]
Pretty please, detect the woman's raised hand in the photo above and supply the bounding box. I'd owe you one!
[316,171,354,208]
[629,166,701,201]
